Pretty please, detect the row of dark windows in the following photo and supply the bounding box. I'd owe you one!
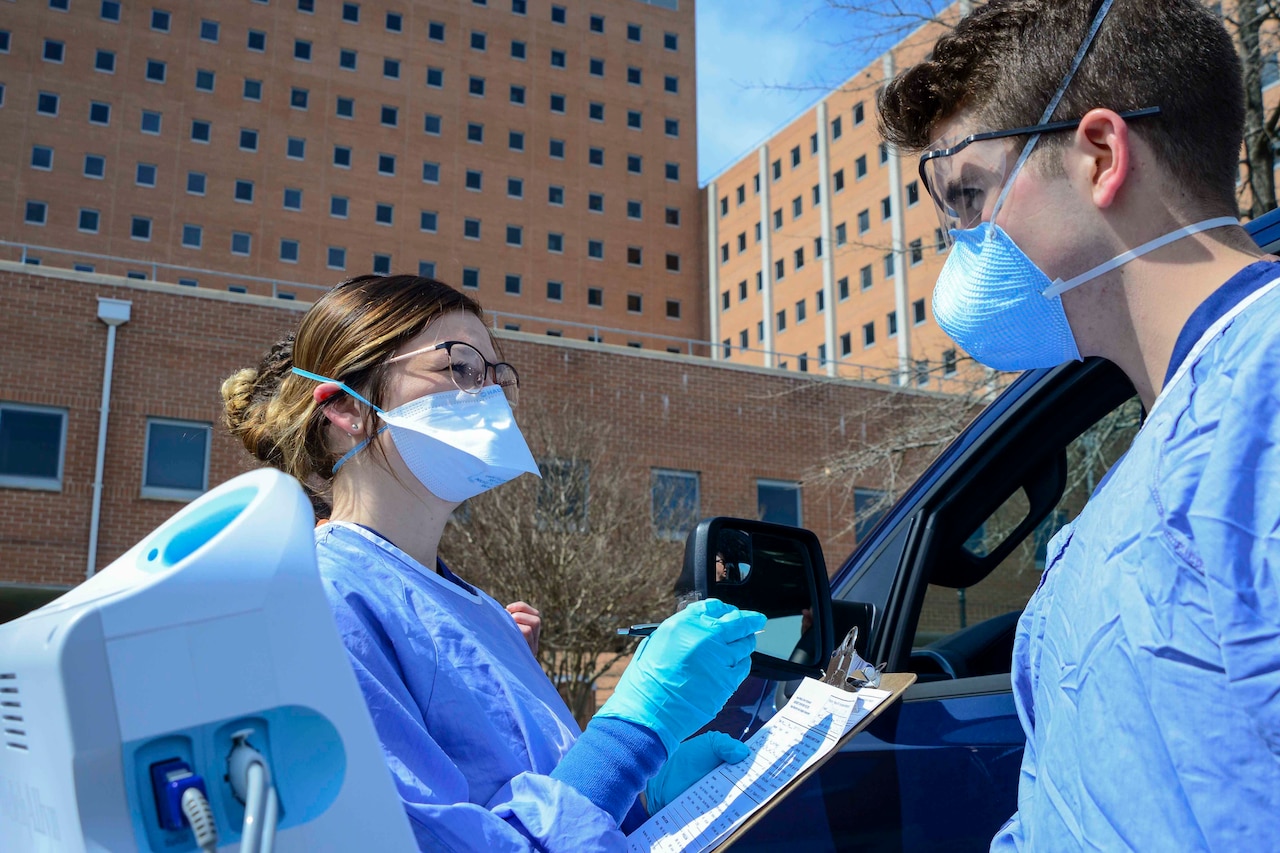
[57,0,682,50]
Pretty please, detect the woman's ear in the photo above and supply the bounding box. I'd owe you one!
[314,384,366,437]
[1074,108,1130,210]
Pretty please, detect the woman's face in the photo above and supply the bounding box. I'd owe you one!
[379,311,501,410]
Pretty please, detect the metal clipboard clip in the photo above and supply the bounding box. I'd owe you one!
[820,626,885,692]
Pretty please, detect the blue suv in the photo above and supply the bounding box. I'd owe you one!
[712,207,1280,852]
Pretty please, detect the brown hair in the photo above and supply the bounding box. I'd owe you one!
[221,275,487,491]
[878,0,1243,213]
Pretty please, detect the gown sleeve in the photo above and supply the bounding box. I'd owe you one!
[1184,333,1280,757]
[322,577,630,853]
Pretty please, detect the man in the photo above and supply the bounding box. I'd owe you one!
[879,0,1279,848]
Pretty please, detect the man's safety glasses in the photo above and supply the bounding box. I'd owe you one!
[919,106,1161,242]
[389,340,520,406]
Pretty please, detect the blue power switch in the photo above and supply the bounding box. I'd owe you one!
[150,759,209,832]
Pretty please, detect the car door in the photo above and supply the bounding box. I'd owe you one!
[725,207,1280,851]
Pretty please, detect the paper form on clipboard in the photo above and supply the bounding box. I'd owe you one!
[626,677,894,853]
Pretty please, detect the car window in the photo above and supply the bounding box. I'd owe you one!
[909,396,1142,676]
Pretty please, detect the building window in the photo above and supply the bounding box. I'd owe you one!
[151,9,171,31]
[512,40,527,60]
[551,4,566,23]
[840,332,852,357]
[419,261,437,278]
[181,224,202,248]
[375,203,394,225]
[425,113,442,135]
[465,169,483,191]
[422,162,440,183]
[664,75,679,95]
[548,185,565,205]
[384,58,401,79]
[588,240,603,259]
[328,247,347,269]
[471,31,487,51]
[627,154,642,174]
[546,280,563,301]
[420,210,438,233]
[666,253,681,272]
[588,193,604,212]
[907,181,920,207]
[78,209,100,233]
[333,145,352,168]
[0,403,68,491]
[95,49,116,73]
[860,264,873,291]
[387,11,403,31]
[551,139,567,158]
[340,48,357,70]
[290,88,309,109]
[286,137,306,160]
[280,239,300,263]
[790,145,801,168]
[627,200,643,220]
[509,131,525,151]
[550,49,566,68]
[548,233,564,253]
[294,39,312,61]
[136,163,157,187]
[506,225,523,247]
[231,232,252,255]
[248,30,267,51]
[887,310,898,338]
[909,239,924,266]
[776,309,787,332]
[36,92,60,116]
[464,218,481,240]
[239,129,259,152]
[505,274,522,295]
[627,66,642,86]
[884,252,895,278]
[342,2,360,23]
[507,177,524,199]
[146,59,167,83]
[336,96,354,118]
[142,419,211,500]
[773,209,783,230]
[428,21,445,41]
[857,209,870,234]
[913,298,927,325]
[469,76,486,97]
[589,102,604,122]
[834,169,845,192]
[792,196,803,219]
[665,207,680,226]
[186,172,205,194]
[587,287,603,307]
[462,268,480,289]
[131,215,152,240]
[881,196,893,220]
[856,155,868,179]
[757,480,801,527]
[863,321,876,348]
[244,79,263,101]
[101,1,122,21]
[665,162,680,182]
[381,106,399,128]
[330,196,349,218]
[794,247,805,270]
[588,147,604,167]
[550,93,566,113]
[283,188,303,211]
[627,246,643,267]
[84,154,107,179]
[30,146,53,171]
[200,19,220,42]
[467,122,484,143]
[880,143,890,165]
[835,223,848,246]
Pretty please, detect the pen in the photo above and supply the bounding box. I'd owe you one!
[616,623,661,638]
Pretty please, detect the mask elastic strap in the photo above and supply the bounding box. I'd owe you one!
[290,367,386,414]
[1041,216,1239,299]
[991,0,1117,219]
[330,426,389,473]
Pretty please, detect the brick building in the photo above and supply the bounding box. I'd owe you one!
[701,12,978,391]
[0,261,944,594]
[0,0,705,348]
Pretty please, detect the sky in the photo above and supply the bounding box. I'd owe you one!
[695,0,884,185]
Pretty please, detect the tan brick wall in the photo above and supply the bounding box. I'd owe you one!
[0,261,948,590]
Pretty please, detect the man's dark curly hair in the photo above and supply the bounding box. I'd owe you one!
[878,0,1243,213]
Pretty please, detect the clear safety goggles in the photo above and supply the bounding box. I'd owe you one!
[918,106,1161,244]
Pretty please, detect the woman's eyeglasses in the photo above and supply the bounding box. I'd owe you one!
[388,340,520,405]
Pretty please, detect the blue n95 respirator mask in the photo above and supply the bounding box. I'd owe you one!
[292,368,540,503]
[924,0,1236,372]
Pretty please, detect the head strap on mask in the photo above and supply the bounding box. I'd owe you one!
[992,0,1117,219]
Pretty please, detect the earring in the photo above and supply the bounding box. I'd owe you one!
[351,422,361,434]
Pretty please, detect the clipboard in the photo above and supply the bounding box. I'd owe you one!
[709,672,915,851]
[626,672,916,853]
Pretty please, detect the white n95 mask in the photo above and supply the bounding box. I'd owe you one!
[292,369,541,502]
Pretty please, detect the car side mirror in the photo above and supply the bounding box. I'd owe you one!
[679,517,834,681]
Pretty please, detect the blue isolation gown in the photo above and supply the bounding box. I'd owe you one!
[993,262,1280,850]
[314,521,629,852]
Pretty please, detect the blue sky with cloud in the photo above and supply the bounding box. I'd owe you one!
[695,1,893,184]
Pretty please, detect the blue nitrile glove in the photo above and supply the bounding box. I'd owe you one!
[646,731,751,814]
[595,598,766,757]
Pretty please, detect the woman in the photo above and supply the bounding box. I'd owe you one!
[221,275,762,851]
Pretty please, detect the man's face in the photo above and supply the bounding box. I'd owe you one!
[715,555,728,582]
[928,109,1097,284]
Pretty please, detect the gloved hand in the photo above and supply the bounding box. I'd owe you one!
[646,732,751,814]
[596,598,766,756]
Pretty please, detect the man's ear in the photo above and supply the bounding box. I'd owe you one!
[1074,108,1130,209]
[314,384,366,437]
